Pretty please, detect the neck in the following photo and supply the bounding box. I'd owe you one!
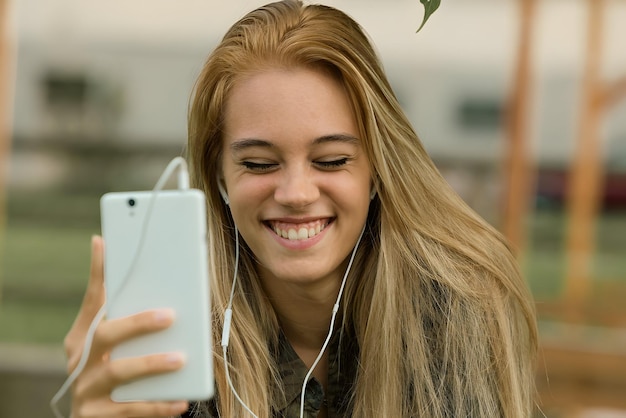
[266,279,339,352]
[269,282,338,388]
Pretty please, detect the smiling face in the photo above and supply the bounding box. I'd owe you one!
[221,66,372,296]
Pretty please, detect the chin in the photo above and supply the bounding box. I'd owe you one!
[275,269,330,284]
[263,260,341,286]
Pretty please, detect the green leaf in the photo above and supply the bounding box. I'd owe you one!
[416,0,441,33]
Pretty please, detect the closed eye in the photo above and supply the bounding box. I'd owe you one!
[314,158,349,169]
[241,161,278,172]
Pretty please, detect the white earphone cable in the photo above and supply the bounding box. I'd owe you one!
[221,226,259,417]
[298,225,365,418]
[222,223,366,418]
[50,157,190,418]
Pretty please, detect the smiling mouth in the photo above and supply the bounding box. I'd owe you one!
[266,219,332,241]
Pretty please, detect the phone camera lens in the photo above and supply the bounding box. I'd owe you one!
[128,198,136,207]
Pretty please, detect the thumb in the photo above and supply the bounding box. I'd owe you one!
[64,235,106,369]
[83,235,106,314]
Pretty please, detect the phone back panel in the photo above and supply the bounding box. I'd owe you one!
[100,189,213,402]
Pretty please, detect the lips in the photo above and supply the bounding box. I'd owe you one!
[266,219,331,241]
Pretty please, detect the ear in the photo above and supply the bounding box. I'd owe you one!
[218,181,229,205]
[369,178,379,201]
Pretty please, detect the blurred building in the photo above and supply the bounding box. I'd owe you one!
[3,1,626,417]
[8,0,626,195]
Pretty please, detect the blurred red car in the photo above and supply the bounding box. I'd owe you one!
[536,168,626,211]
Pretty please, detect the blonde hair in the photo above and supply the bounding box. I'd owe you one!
[187,1,537,416]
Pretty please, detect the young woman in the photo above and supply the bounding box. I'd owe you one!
[65,1,537,417]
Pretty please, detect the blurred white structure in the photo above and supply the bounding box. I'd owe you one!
[10,0,626,168]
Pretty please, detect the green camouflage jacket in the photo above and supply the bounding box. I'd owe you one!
[183,331,358,417]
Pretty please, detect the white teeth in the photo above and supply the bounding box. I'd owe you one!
[271,220,328,240]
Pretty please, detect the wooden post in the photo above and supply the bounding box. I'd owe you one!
[563,0,605,314]
[0,0,14,302]
[502,0,536,254]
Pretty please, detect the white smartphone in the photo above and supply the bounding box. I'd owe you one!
[100,189,214,402]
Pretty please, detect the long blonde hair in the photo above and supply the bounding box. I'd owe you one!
[187,1,537,416]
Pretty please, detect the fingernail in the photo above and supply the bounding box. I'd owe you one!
[154,309,175,324]
[166,353,185,365]
[170,401,188,413]
[91,235,103,252]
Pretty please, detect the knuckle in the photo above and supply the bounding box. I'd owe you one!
[116,402,133,415]
[76,402,96,418]
[159,407,176,417]
[66,355,79,375]
[65,351,76,374]
[152,402,175,417]
[116,401,162,417]
[72,375,91,400]
[85,285,104,305]
[92,322,111,347]
[103,361,124,384]
[64,332,77,357]
[144,354,163,370]
[75,404,87,418]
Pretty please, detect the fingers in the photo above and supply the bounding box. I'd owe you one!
[88,235,105,299]
[65,236,190,418]
[118,399,188,417]
[73,352,188,418]
[73,398,188,418]
[69,311,185,418]
[106,352,186,388]
[90,309,175,360]
[76,352,186,399]
[81,235,107,319]
[65,235,107,371]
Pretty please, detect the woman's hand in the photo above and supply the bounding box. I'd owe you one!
[64,236,189,417]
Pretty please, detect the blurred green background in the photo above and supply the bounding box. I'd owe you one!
[2,0,626,417]
[3,200,625,345]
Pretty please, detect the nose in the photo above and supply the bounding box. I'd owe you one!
[274,166,320,209]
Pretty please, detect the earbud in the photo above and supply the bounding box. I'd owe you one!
[218,182,229,205]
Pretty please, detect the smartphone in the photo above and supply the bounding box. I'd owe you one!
[100,189,214,402]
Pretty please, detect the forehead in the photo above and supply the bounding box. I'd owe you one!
[222,67,359,148]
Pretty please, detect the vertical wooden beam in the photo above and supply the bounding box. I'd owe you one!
[563,0,605,313]
[502,0,536,254]
[0,0,14,303]
[0,0,5,304]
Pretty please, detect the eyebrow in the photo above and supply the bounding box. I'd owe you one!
[313,134,359,145]
[230,134,359,152]
[230,138,273,152]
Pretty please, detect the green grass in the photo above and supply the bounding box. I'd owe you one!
[1,192,100,344]
[523,209,626,301]
[0,222,96,344]
[2,223,95,292]
[0,299,81,344]
[1,191,625,345]
[523,251,566,301]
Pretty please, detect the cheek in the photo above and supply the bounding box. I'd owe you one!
[330,169,371,201]
[324,179,371,218]
[227,177,274,216]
